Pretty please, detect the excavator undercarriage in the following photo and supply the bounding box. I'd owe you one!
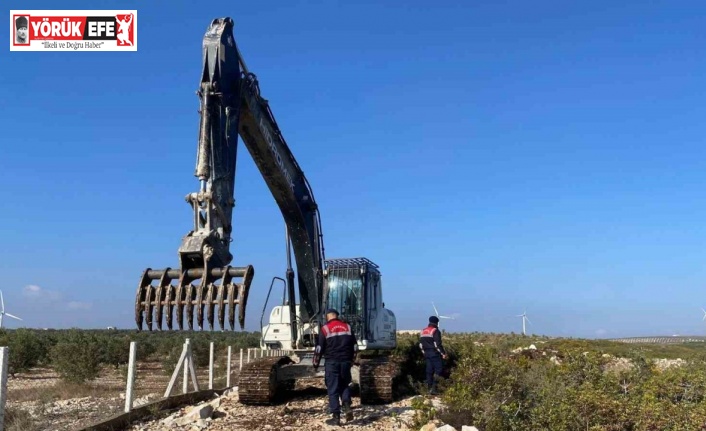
[238,354,402,405]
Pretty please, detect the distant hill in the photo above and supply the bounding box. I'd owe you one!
[608,335,706,344]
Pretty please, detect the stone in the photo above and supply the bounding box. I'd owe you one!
[462,427,480,431]
[176,403,215,426]
[160,414,177,426]
[437,425,457,431]
[208,397,222,411]
[430,398,445,410]
[420,422,438,431]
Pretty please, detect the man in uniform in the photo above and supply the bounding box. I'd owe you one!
[313,308,358,426]
[419,315,447,395]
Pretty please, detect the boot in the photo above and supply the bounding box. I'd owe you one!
[325,413,341,426]
[342,402,353,421]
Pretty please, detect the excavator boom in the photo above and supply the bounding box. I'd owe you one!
[135,18,324,332]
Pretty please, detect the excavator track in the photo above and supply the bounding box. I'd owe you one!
[238,356,293,405]
[358,356,401,404]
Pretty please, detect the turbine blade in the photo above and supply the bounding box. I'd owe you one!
[5,313,21,321]
[432,302,440,317]
[1,290,4,313]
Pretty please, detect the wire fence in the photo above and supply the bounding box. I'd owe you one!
[0,340,282,431]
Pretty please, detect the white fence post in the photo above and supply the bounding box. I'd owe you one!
[247,348,251,363]
[164,340,189,398]
[227,346,232,387]
[240,348,243,371]
[124,341,137,413]
[183,339,190,394]
[209,342,214,390]
[186,340,200,392]
[0,346,9,431]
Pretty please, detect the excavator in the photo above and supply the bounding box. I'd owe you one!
[134,17,400,404]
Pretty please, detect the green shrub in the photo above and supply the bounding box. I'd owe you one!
[100,334,132,368]
[410,395,439,428]
[0,329,45,376]
[432,333,706,431]
[50,329,102,383]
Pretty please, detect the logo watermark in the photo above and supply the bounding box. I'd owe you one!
[10,10,137,51]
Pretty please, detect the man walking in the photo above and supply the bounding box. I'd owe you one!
[313,308,358,426]
[419,315,448,395]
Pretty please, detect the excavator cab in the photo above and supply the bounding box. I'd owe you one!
[324,258,396,350]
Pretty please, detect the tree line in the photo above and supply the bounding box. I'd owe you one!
[0,328,261,383]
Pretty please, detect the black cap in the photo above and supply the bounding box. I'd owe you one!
[16,16,28,29]
[325,308,339,316]
[429,316,439,324]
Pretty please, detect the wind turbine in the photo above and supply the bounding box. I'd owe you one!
[432,302,455,326]
[0,290,22,329]
[517,310,531,336]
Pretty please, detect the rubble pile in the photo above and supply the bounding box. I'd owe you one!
[128,380,417,431]
[125,381,481,431]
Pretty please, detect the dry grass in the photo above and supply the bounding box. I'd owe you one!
[4,408,36,431]
[9,381,120,403]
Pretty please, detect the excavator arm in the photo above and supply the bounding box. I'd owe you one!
[238,69,326,323]
[135,18,326,334]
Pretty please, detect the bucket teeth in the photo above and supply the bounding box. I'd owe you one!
[135,265,254,331]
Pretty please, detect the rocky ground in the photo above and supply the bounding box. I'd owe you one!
[127,378,426,431]
[4,362,207,431]
[8,349,686,431]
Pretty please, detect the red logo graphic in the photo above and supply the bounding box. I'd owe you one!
[115,13,134,46]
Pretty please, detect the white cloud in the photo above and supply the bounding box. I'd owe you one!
[23,284,62,300]
[67,301,92,310]
[22,285,42,297]
[595,329,608,336]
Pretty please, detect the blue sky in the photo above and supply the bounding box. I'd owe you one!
[3,0,706,338]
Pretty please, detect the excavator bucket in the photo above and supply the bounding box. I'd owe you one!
[135,265,254,331]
